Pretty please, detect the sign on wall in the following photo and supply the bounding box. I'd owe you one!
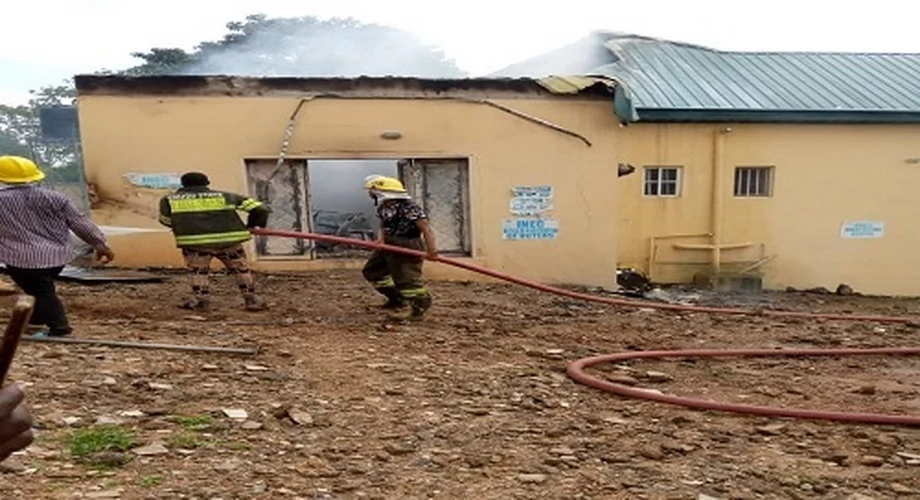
[511,185,554,198]
[509,185,554,216]
[840,220,884,239]
[502,218,559,240]
[124,173,183,190]
[510,197,553,216]
[505,185,558,239]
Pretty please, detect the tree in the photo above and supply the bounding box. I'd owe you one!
[0,82,83,185]
[124,48,200,76]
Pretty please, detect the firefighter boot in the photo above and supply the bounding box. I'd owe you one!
[408,295,433,321]
[180,296,211,312]
[378,287,406,310]
[244,294,268,312]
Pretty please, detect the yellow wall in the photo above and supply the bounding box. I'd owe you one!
[617,122,920,296]
[77,93,623,287]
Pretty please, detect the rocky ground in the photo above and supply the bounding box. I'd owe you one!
[1,269,920,499]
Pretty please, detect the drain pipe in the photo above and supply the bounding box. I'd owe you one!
[711,127,732,275]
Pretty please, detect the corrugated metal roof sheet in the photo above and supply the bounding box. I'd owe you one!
[492,32,920,122]
[591,37,920,113]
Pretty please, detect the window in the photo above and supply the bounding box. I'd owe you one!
[643,166,682,197]
[734,167,774,197]
[399,159,472,256]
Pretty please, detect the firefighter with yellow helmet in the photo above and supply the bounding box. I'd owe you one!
[362,175,438,320]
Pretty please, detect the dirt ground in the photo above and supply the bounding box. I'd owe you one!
[2,269,920,500]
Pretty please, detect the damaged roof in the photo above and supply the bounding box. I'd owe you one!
[73,74,616,100]
[493,32,920,123]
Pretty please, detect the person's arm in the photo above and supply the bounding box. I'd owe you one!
[157,197,173,228]
[0,385,34,462]
[415,219,439,260]
[61,197,114,264]
[227,192,270,228]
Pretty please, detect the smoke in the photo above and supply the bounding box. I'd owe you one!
[488,31,621,78]
[180,16,467,78]
[308,160,398,228]
[173,16,462,233]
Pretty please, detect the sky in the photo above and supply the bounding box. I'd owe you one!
[2,0,919,105]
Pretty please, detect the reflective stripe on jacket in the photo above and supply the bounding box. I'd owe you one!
[158,186,269,247]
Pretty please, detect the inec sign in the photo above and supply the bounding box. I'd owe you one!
[502,218,559,240]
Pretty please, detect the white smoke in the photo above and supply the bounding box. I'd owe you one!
[180,16,467,78]
[170,16,467,238]
[488,31,621,78]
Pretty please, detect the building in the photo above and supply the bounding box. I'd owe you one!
[74,75,624,287]
[494,32,920,296]
[75,32,920,296]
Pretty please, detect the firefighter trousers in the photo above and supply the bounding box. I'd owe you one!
[362,236,430,305]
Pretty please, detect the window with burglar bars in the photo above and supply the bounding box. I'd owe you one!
[399,158,472,256]
[643,166,682,197]
[734,166,774,197]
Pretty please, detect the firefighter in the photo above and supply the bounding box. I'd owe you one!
[158,172,270,312]
[361,175,438,320]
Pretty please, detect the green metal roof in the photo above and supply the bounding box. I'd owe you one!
[493,33,920,123]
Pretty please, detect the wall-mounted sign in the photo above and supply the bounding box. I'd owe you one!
[511,185,553,199]
[840,220,884,239]
[510,185,554,215]
[124,173,183,190]
[502,218,559,240]
[510,197,553,216]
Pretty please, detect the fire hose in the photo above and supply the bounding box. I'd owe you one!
[252,228,920,426]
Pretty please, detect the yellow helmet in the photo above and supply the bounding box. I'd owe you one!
[363,176,406,193]
[0,156,46,184]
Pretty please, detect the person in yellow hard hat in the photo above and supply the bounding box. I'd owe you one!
[0,156,114,337]
[362,175,438,320]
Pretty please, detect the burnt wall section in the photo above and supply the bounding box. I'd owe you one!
[73,75,613,100]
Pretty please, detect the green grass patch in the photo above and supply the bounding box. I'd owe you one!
[167,433,204,450]
[138,476,163,488]
[67,426,136,458]
[174,414,215,431]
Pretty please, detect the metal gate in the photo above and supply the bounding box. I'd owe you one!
[399,159,471,256]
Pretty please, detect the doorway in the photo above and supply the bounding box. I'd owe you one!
[245,158,472,259]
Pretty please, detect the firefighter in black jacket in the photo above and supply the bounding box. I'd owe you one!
[361,175,439,320]
[158,172,270,312]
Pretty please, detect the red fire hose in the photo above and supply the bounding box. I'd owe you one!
[252,228,920,426]
[567,348,920,426]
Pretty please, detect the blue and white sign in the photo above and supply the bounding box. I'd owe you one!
[510,185,554,215]
[502,218,559,240]
[840,220,884,239]
[124,173,183,190]
[510,185,553,199]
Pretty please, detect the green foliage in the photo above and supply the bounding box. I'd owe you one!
[0,81,82,178]
[138,476,163,487]
[167,433,203,450]
[174,414,216,431]
[67,426,136,458]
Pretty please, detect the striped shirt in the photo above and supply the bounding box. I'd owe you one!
[0,185,107,269]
